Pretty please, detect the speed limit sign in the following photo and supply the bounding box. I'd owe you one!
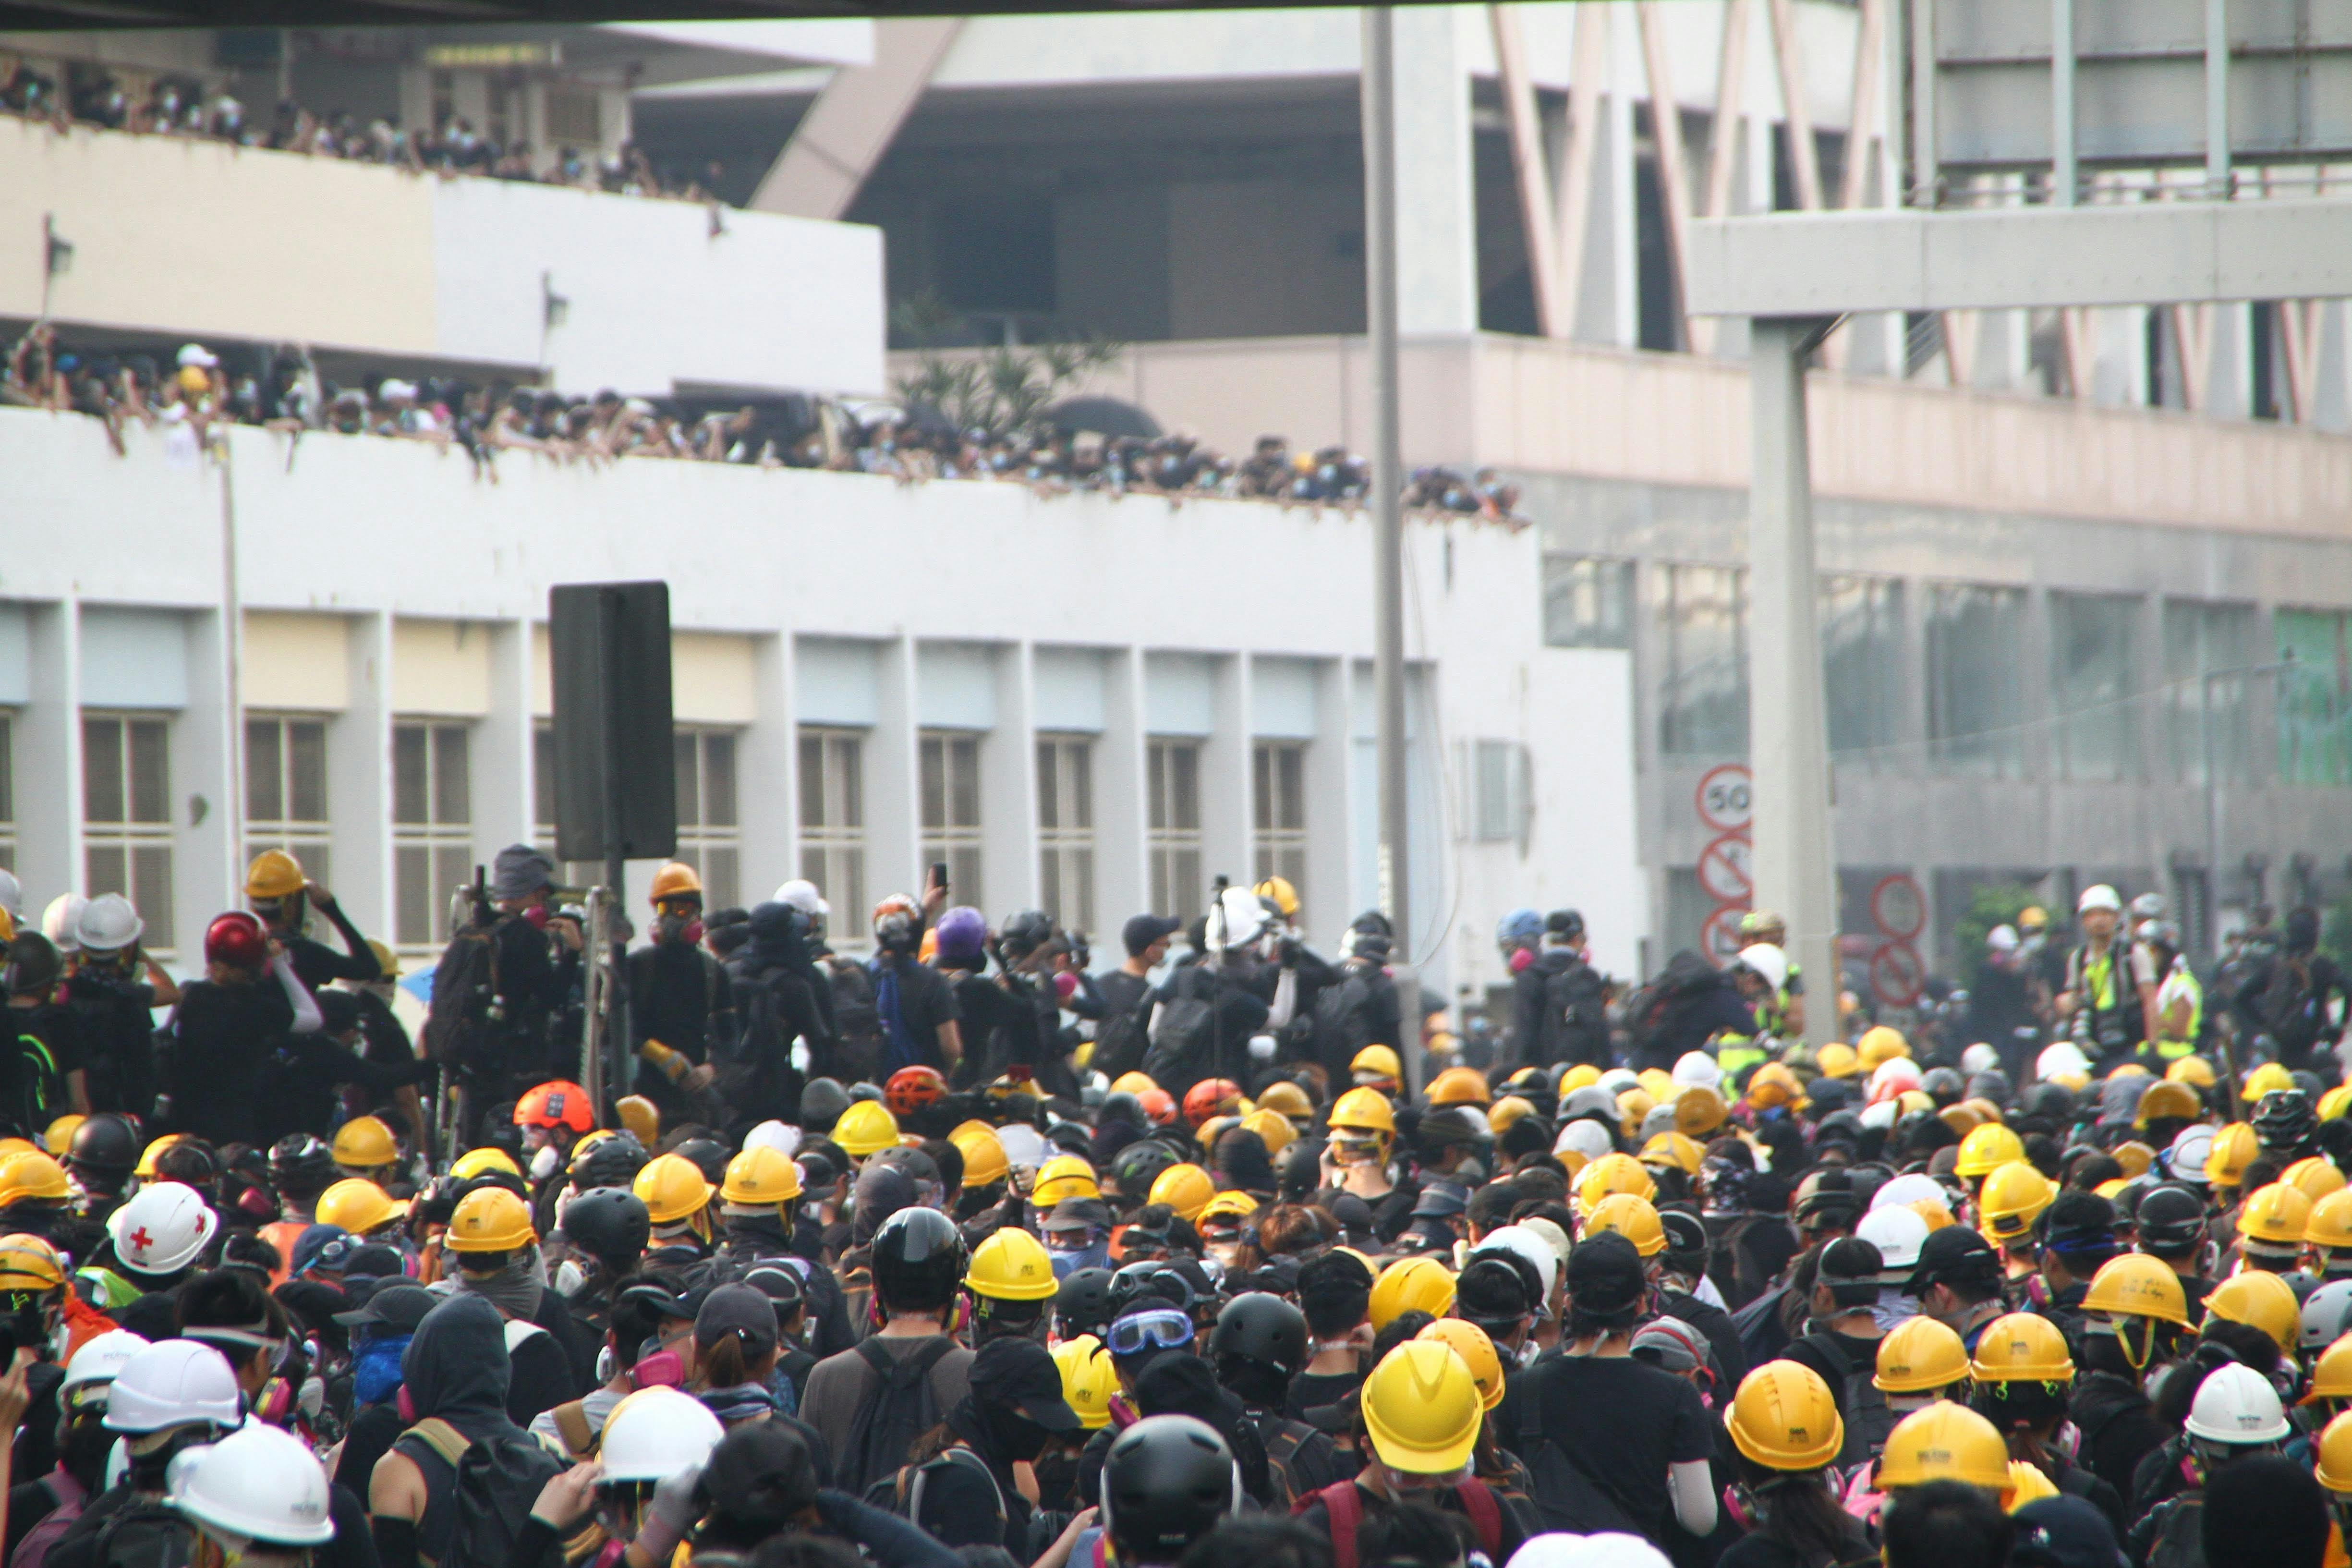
[1871,874,1926,940]
[1696,765,1753,833]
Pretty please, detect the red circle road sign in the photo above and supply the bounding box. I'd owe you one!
[1871,874,1926,940]
[1696,832,1755,904]
[1701,904,1749,967]
[1870,940,1926,1008]
[1696,764,1753,833]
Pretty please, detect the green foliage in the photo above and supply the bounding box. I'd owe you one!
[887,290,1123,440]
[1952,882,2039,988]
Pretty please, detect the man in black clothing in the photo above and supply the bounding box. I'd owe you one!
[1782,1236,1892,1468]
[423,845,582,1137]
[1097,916,1177,1020]
[245,853,384,991]
[868,898,962,1078]
[625,862,740,1123]
[2235,906,2351,1073]
[5,934,82,1129]
[61,909,178,1120]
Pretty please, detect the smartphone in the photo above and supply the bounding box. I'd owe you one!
[930,861,950,897]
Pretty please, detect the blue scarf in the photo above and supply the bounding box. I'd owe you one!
[354,1333,411,1407]
[870,957,923,1074]
[698,1381,782,1427]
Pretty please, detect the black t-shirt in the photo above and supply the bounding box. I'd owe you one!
[285,897,383,990]
[873,957,959,1071]
[1287,1367,1362,1421]
[1715,1514,1874,1568]
[1497,1354,1714,1543]
[1093,969,1152,1021]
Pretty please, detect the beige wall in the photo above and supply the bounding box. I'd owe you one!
[392,618,493,717]
[243,612,350,712]
[672,632,758,726]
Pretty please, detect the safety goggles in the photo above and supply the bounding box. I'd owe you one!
[1105,1309,1194,1358]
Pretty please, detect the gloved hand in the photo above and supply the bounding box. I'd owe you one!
[631,1461,705,1560]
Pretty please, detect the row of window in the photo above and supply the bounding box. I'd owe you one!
[22,713,1313,953]
[1548,556,2344,784]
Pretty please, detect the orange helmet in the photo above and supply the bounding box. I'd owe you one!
[514,1081,595,1134]
[1183,1079,1244,1129]
[1138,1088,1179,1127]
[886,1066,948,1118]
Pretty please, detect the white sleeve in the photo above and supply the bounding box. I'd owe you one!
[276,954,324,1034]
[1266,968,1298,1030]
[1670,1459,1717,1534]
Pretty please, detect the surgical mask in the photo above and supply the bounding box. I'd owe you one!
[1871,1289,1919,1333]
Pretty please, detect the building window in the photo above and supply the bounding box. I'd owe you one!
[83,714,173,942]
[1148,739,1202,920]
[1470,739,1529,845]
[1543,556,1635,649]
[394,721,471,951]
[1822,576,1905,762]
[2051,592,2141,782]
[2163,600,2257,784]
[920,731,983,912]
[673,729,740,910]
[2277,608,2352,787]
[1656,564,1748,757]
[1251,741,1307,889]
[245,715,331,886]
[0,712,14,871]
[1926,584,2027,777]
[1037,736,1095,934]
[543,86,602,147]
[799,729,867,934]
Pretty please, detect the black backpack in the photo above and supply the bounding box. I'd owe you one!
[91,1498,192,1568]
[1508,1366,1647,1537]
[400,1415,568,1568]
[870,1446,1006,1549]
[1790,1332,1896,1468]
[1624,951,1724,1059]
[1089,989,1153,1082]
[836,1337,956,1495]
[1309,969,1376,1072]
[1540,960,1611,1067]
[422,917,521,1072]
[1141,969,1221,1090]
[2255,953,2317,1043]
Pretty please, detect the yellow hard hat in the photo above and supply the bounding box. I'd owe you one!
[1969,1313,2074,1383]
[953,1125,1011,1190]
[450,1147,522,1181]
[1253,876,1300,918]
[1911,1198,1956,1231]
[2318,1410,2352,1493]
[1417,1318,1506,1410]
[1331,1087,1397,1137]
[832,1100,903,1158]
[2207,1122,2261,1189]
[0,1152,70,1207]
[1033,1155,1101,1207]
[1054,1337,1117,1429]
[2081,1253,2188,1325]
[720,1146,802,1207]
[1368,1256,1456,1330]
[2003,1460,2060,1513]
[1587,1192,1667,1257]
[244,849,306,900]
[2312,1337,2352,1403]
[1360,1340,1481,1473]
[2239,1182,2315,1246]
[2109,1063,2152,1081]
[1637,1069,1676,1103]
[0,1233,64,1294]
[1675,1085,1728,1138]
[1351,1045,1403,1085]
[1615,1088,1657,1141]
[2135,1081,2203,1129]
[2310,1188,2352,1250]
[2166,1055,2217,1088]
[447,1186,536,1253]
[2110,1142,2156,1180]
[966,1227,1060,1301]
[1559,1064,1602,1093]
[1727,1361,1845,1471]
[1428,1066,1491,1107]
[1815,1043,1860,1080]
[1857,1026,1912,1072]
[332,1116,399,1170]
[1489,1096,1537,1134]
[2205,1269,2300,1351]
[1954,1123,2027,1179]
[367,940,403,980]
[648,861,703,905]
[1242,1108,1297,1155]
[1747,1063,1804,1112]
[134,1134,190,1179]
[1877,1402,2013,1492]
[2247,1063,2298,1101]
[40,1116,83,1156]
[1256,1082,1313,1123]
[2323,1086,2352,1123]
[1874,1317,1970,1394]
[2286,1158,2348,1203]
[616,1095,661,1148]
[633,1154,715,1227]
[1199,1191,1261,1227]
[1640,1131,1705,1176]
[1976,1162,2056,1244]
[315,1178,406,1236]
[1149,1163,1214,1221]
[1577,1153,1659,1214]
[1111,1072,1160,1096]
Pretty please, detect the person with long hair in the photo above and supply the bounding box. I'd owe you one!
[1720,1361,1875,1568]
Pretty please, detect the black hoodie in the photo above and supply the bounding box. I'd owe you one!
[386,1296,534,1568]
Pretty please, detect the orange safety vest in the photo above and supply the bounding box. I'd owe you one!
[259,1220,311,1287]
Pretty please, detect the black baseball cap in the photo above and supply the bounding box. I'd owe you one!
[969,1335,1082,1432]
[1123,914,1184,956]
[1910,1225,1999,1291]
[695,1283,779,1359]
[1565,1229,1646,1316]
[333,1283,439,1332]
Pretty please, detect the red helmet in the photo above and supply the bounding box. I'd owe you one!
[1138,1088,1179,1126]
[1183,1078,1243,1129]
[204,912,269,970]
[514,1080,595,1133]
[886,1066,947,1118]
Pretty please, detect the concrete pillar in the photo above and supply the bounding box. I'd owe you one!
[1601,13,1640,348]
[872,635,921,906]
[984,643,1041,916]
[2317,301,2350,433]
[332,612,395,942]
[741,633,796,903]
[1202,654,1252,894]
[1386,6,1479,335]
[1747,319,1837,1047]
[2092,306,2149,408]
[179,610,236,960]
[1097,648,1150,933]
[479,619,536,862]
[18,600,81,913]
[2207,303,2252,420]
[1308,658,1356,939]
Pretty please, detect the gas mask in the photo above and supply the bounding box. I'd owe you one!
[655,908,704,947]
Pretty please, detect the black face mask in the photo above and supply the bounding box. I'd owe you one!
[992,1407,1055,1465]
[1031,1448,1081,1510]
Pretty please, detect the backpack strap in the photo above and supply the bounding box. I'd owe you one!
[1453,1479,1503,1557]
[549,1400,594,1460]
[403,1416,473,1468]
[1299,1481,1362,1568]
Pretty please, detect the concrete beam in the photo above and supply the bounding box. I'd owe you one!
[748,16,962,221]
[1686,198,2352,315]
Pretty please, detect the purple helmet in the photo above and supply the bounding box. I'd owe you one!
[934,905,989,965]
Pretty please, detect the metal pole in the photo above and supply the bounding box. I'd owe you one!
[2050,0,2076,207]
[2205,669,2220,959]
[1363,4,1409,969]
[600,591,630,1121]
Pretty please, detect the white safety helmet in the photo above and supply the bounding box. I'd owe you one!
[1204,886,1269,955]
[1671,1052,1721,1093]
[1985,925,2020,954]
[1471,1225,1560,1308]
[1639,1104,1679,1142]
[2302,1280,2352,1351]
[1507,1536,1598,1568]
[1856,1204,1931,1279]
[1596,1069,1640,1099]
[103,1340,243,1434]
[1867,1058,1924,1106]
[1859,1099,1900,1132]
[167,1422,334,1547]
[62,1330,151,1398]
[41,894,87,955]
[2077,884,2122,915]
[774,880,829,919]
[2183,1362,2290,1445]
[1869,1173,1948,1213]
[2167,1124,2216,1186]
[996,1123,1047,1172]
[742,1120,802,1159]
[1509,1533,1674,1568]
[1554,1119,1614,1165]
[1961,1044,2001,1076]
[1736,944,1789,994]
[76,894,143,956]
[0,869,21,924]
[598,1386,725,1483]
[108,1181,219,1276]
[2036,1043,2091,1082]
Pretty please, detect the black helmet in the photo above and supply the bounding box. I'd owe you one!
[268,1134,336,1194]
[1920,1067,1966,1105]
[2253,1089,2318,1157]
[69,1113,139,1177]
[1000,910,1054,959]
[4,933,61,996]
[1416,1106,1494,1158]
[155,1141,219,1190]
[1113,1139,1180,1199]
[1101,1092,1145,1128]
[675,1138,731,1188]
[739,1261,806,1311]
[1110,1260,1200,1315]
[870,1207,967,1313]
[800,1078,851,1132]
[846,1082,885,1104]
[1208,1292,1307,1380]
[571,1132,649,1192]
[563,1187,652,1262]
[2135,1183,2207,1255]
[1102,1415,1239,1565]
[1056,1267,1116,1339]
[2020,1083,2076,1124]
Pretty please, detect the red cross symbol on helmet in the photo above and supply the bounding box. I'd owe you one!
[128,1227,152,1253]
